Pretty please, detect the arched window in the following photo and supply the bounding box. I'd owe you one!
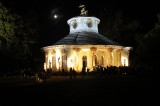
[94,55,97,65]
[82,56,87,72]
[100,56,104,66]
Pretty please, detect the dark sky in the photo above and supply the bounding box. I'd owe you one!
[2,0,160,47]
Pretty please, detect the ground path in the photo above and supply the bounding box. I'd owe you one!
[0,76,157,106]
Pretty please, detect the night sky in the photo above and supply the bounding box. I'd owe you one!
[2,0,160,47]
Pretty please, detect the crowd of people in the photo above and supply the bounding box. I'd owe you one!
[1,64,153,83]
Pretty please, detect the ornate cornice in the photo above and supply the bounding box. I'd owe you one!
[73,46,81,52]
[107,48,114,52]
[90,46,97,52]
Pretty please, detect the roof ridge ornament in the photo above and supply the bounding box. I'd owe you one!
[79,4,88,16]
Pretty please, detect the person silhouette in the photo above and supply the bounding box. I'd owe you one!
[70,67,73,80]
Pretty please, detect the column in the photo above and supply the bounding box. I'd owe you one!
[52,50,56,71]
[73,46,81,71]
[107,48,114,66]
[45,54,48,70]
[90,46,97,67]
[45,51,48,70]
[117,49,122,67]
[126,50,130,66]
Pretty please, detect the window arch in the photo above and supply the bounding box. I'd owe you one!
[100,56,104,66]
[82,56,87,72]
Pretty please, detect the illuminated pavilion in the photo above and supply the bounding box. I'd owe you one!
[42,7,132,72]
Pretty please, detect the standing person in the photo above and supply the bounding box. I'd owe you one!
[70,67,72,80]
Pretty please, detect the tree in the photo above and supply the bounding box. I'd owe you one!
[0,2,40,75]
[136,13,160,67]
[0,2,15,51]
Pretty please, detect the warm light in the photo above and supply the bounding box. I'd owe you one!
[70,55,75,68]
[67,52,77,69]
[44,63,46,70]
[56,50,61,69]
[58,57,61,70]
[70,58,74,68]
[112,52,113,57]
[48,54,52,68]
[82,48,89,51]
[121,57,128,66]
[48,55,52,63]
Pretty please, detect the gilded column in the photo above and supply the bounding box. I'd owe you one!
[117,49,122,67]
[126,50,130,66]
[45,54,48,70]
[52,50,56,71]
[45,51,48,70]
[107,48,114,66]
[90,46,97,67]
[73,46,81,71]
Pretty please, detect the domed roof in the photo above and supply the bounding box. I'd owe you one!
[54,16,121,46]
[54,32,121,45]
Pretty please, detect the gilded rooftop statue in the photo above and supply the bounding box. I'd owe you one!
[79,4,88,16]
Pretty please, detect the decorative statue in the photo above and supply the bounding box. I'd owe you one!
[79,4,88,16]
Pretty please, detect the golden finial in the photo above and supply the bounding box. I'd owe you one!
[79,4,88,16]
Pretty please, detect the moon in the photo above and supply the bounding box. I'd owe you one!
[54,14,58,19]
[51,8,64,23]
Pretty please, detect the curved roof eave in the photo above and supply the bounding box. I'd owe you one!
[54,32,122,46]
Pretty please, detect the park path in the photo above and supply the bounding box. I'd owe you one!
[0,75,157,106]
